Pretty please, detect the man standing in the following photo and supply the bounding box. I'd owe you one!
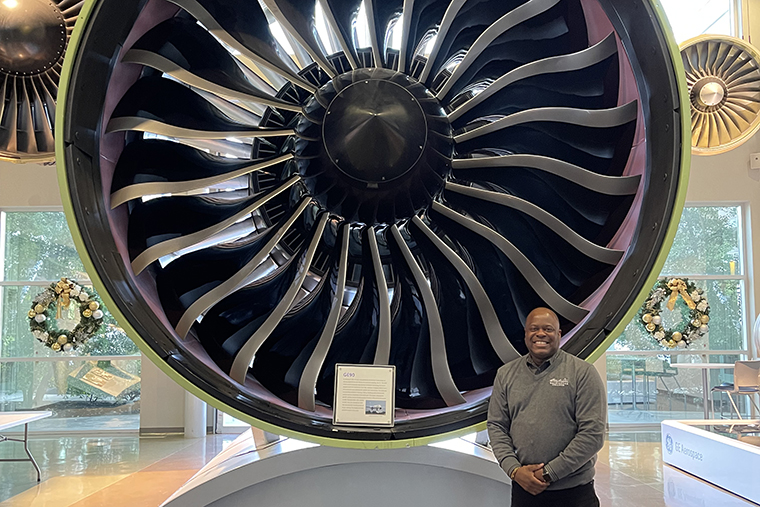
[487,307,607,507]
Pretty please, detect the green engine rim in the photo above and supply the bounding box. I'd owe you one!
[55,0,691,448]
[584,0,691,364]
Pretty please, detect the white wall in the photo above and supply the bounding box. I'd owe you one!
[138,354,188,433]
[686,139,760,353]
[0,161,60,208]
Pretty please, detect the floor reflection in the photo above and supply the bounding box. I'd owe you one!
[0,431,756,506]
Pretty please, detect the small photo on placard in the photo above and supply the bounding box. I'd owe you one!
[333,364,395,427]
[365,400,386,415]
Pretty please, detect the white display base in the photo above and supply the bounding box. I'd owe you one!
[661,419,760,504]
[161,429,511,507]
[663,464,756,506]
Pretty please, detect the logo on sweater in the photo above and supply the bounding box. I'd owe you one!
[549,377,569,386]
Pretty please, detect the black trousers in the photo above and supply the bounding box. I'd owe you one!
[511,480,600,507]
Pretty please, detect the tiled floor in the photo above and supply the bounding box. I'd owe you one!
[0,431,756,506]
[0,433,235,506]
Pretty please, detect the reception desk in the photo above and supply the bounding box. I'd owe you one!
[661,419,760,504]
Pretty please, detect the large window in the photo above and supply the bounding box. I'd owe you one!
[606,205,750,424]
[660,0,741,43]
[0,211,140,432]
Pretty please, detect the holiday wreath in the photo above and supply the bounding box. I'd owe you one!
[28,278,104,352]
[638,278,710,349]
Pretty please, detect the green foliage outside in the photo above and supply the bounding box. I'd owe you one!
[609,207,745,389]
[612,206,744,353]
[1,212,139,409]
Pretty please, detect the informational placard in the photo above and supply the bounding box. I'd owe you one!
[333,364,395,427]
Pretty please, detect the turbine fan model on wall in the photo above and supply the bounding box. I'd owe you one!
[681,35,760,155]
[57,0,688,444]
[0,0,83,162]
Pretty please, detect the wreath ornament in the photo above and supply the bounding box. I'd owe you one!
[28,278,105,352]
[639,278,710,349]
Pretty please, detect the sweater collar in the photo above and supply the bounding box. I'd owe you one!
[525,349,564,374]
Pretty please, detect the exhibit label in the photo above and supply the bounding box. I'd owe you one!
[333,364,395,427]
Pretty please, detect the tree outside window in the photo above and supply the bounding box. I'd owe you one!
[607,206,748,421]
[0,211,140,430]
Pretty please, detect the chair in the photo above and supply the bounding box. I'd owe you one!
[619,358,648,409]
[711,360,760,419]
[645,359,687,412]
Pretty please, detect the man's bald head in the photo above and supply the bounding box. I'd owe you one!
[525,307,560,328]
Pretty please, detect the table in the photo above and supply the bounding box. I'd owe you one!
[671,363,734,419]
[0,411,52,481]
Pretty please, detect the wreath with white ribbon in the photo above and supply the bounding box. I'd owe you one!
[639,277,710,349]
[28,278,105,352]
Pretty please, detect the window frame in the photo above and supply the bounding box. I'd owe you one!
[0,208,141,425]
[604,202,752,422]
[659,0,743,43]
[0,206,95,358]
[661,202,751,356]
[607,203,751,355]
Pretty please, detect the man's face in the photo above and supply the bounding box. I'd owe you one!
[524,310,561,363]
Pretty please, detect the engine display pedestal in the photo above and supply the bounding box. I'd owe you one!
[161,429,511,507]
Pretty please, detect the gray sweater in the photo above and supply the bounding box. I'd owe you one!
[487,349,606,490]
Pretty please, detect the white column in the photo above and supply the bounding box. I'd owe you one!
[184,390,207,438]
[139,355,185,433]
